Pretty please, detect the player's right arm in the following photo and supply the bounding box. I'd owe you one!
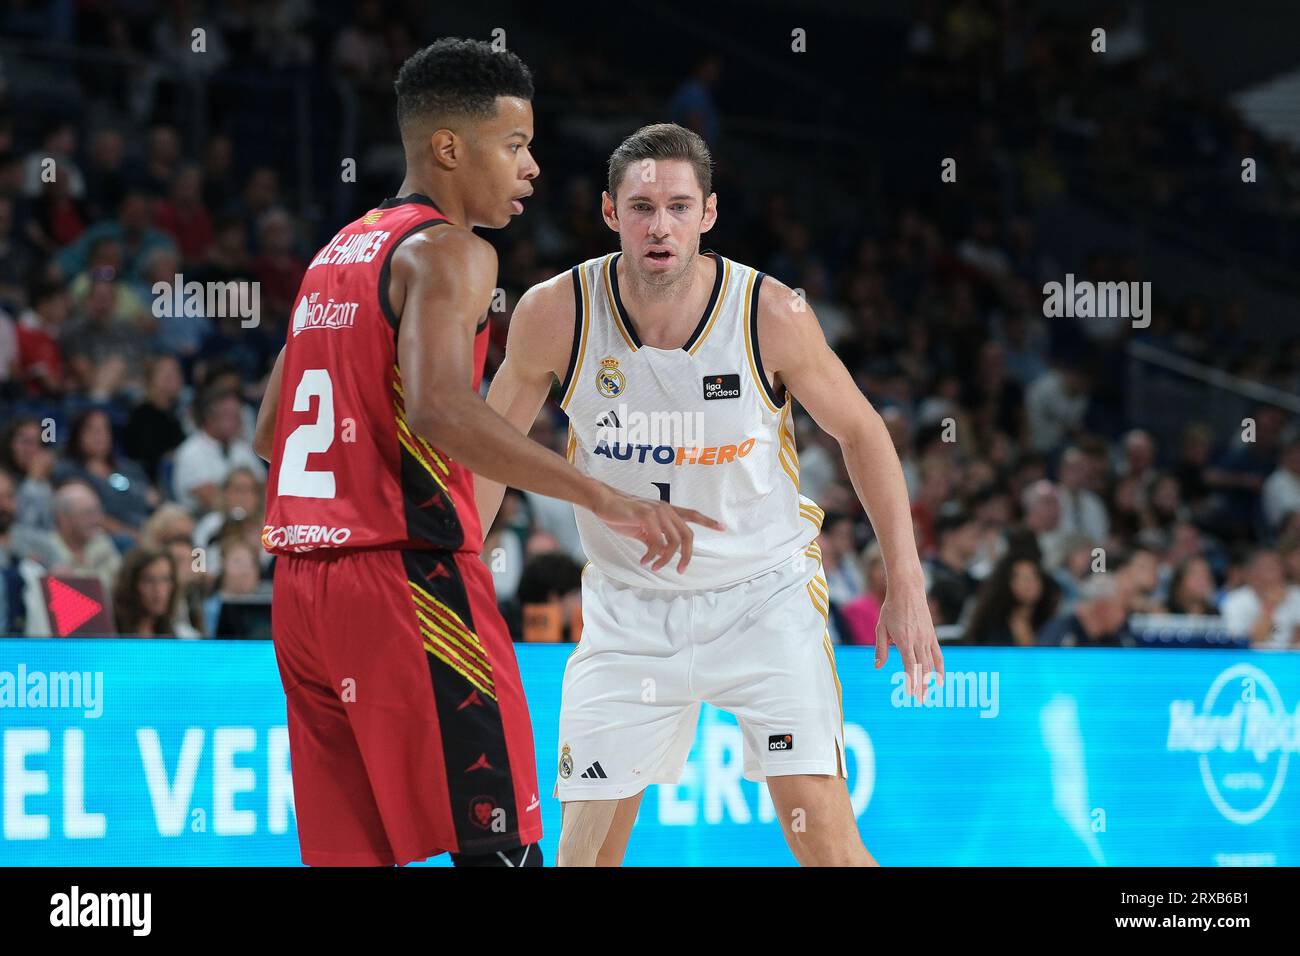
[473,273,573,533]
[253,346,285,463]
[395,229,722,572]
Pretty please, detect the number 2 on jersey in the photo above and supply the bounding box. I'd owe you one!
[278,368,336,498]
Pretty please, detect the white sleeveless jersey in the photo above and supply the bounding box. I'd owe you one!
[558,251,824,590]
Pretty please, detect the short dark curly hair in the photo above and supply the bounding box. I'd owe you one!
[394,38,534,132]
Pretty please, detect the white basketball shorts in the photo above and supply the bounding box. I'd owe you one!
[554,548,846,801]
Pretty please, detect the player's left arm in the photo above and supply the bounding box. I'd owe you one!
[759,278,942,697]
[253,346,285,464]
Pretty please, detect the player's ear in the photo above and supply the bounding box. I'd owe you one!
[429,127,459,170]
[700,192,718,234]
[601,191,620,232]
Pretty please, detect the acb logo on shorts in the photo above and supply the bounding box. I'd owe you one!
[768,734,794,752]
[559,743,574,778]
[596,357,626,398]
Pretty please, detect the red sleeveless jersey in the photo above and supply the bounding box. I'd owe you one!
[263,194,489,555]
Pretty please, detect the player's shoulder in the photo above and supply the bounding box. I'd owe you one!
[393,221,497,275]
[748,269,816,337]
[516,265,578,321]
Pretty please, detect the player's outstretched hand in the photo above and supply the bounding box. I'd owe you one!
[874,585,945,700]
[591,486,725,573]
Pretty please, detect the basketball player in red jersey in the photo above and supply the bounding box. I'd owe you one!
[254,39,721,868]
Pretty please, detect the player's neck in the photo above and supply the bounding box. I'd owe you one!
[616,252,710,347]
[397,174,466,227]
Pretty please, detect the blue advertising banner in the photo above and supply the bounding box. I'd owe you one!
[1,640,1297,866]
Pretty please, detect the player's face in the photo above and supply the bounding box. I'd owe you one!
[603,159,717,285]
[464,96,538,229]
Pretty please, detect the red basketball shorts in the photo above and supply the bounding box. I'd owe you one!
[271,547,542,866]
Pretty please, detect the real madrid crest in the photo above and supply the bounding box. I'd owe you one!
[596,357,626,398]
[559,743,574,779]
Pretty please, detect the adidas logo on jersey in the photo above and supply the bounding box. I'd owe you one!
[702,373,742,400]
[580,761,608,779]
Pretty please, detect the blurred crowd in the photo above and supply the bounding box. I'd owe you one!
[0,1,1297,646]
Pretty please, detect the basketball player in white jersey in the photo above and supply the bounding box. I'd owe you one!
[475,123,942,866]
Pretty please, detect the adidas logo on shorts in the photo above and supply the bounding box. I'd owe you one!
[580,761,608,779]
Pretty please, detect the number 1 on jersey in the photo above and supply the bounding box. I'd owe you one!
[652,482,670,503]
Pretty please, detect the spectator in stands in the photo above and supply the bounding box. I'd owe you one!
[1115,545,1166,614]
[112,547,198,638]
[138,503,208,634]
[52,408,157,543]
[1149,472,1189,532]
[1022,479,1068,569]
[1205,405,1287,541]
[172,388,265,513]
[61,267,150,398]
[1108,473,1154,544]
[122,354,187,486]
[83,128,127,223]
[0,195,34,308]
[1037,575,1136,647]
[67,237,148,321]
[0,416,56,530]
[1056,446,1109,546]
[925,505,980,626]
[194,466,268,576]
[1167,555,1219,616]
[503,551,584,642]
[21,120,84,200]
[668,54,722,149]
[1219,548,1300,649]
[154,163,214,263]
[250,207,305,322]
[25,168,87,259]
[15,275,69,396]
[967,484,1012,579]
[841,541,887,645]
[203,537,265,637]
[45,480,121,592]
[1025,361,1089,454]
[964,551,1060,646]
[1051,534,1096,614]
[1174,423,1214,510]
[141,245,211,357]
[1262,437,1300,533]
[201,135,237,215]
[233,167,281,240]
[963,341,1025,441]
[1116,429,1158,494]
[136,125,182,199]
[911,458,956,558]
[56,190,175,282]
[0,469,60,633]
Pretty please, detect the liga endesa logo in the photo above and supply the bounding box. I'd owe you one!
[1167,663,1300,824]
[261,524,353,550]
